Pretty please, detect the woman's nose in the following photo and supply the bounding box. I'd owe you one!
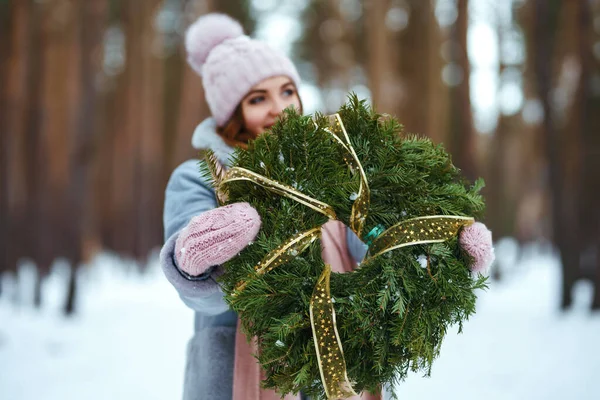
[270,98,288,116]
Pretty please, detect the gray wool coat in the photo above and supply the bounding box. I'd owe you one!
[160,118,371,400]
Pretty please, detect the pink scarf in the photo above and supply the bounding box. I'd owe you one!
[232,220,381,400]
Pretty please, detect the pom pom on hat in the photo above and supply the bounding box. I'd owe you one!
[185,13,244,75]
[459,222,495,274]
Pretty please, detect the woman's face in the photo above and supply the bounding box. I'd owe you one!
[240,75,301,137]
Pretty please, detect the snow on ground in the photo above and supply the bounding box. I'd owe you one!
[1,241,599,400]
[0,253,192,400]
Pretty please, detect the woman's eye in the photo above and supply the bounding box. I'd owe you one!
[249,96,265,105]
[283,88,295,97]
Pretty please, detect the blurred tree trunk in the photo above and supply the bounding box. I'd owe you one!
[487,5,521,244]
[364,0,394,113]
[3,0,35,284]
[38,0,76,307]
[328,0,357,99]
[592,0,600,311]
[396,0,433,136]
[109,0,142,258]
[557,0,584,303]
[533,0,575,308]
[64,0,107,314]
[515,2,549,244]
[486,120,517,243]
[23,2,46,307]
[595,217,600,309]
[0,1,12,284]
[300,0,359,112]
[566,0,586,290]
[392,0,448,147]
[94,3,119,255]
[136,0,165,263]
[448,0,476,182]
[300,1,332,88]
[425,2,448,145]
[167,0,217,176]
[170,57,207,169]
[572,0,600,309]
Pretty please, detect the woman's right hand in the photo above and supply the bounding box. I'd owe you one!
[174,202,261,277]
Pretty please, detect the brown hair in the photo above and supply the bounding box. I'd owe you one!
[216,83,303,149]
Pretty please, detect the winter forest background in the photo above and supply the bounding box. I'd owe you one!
[1,0,600,399]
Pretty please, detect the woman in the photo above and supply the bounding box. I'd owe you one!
[159,13,378,400]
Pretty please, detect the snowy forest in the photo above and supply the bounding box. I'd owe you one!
[1,1,600,399]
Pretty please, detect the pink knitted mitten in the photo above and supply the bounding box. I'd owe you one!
[459,221,495,273]
[175,202,261,277]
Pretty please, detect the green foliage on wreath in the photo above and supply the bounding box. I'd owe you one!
[201,95,487,399]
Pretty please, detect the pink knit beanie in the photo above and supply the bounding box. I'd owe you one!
[185,13,301,127]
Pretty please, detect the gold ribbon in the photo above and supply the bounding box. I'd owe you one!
[322,114,370,237]
[231,228,321,296]
[217,114,474,399]
[220,167,337,220]
[367,216,474,260]
[310,265,358,399]
[205,150,228,206]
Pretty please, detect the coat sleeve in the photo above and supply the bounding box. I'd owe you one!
[160,159,230,315]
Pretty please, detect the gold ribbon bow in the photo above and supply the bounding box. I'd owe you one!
[210,114,473,399]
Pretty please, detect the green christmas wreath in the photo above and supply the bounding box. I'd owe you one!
[202,96,488,399]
